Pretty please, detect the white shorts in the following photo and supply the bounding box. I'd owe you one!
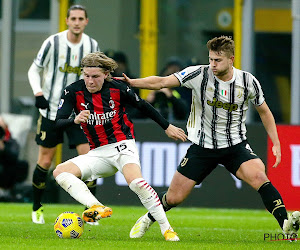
[69,139,141,182]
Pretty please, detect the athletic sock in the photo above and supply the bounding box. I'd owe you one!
[55,172,102,208]
[84,180,97,210]
[257,181,288,228]
[129,178,171,234]
[32,164,48,211]
[148,191,176,222]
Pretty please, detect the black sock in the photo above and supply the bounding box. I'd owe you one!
[258,181,288,228]
[84,180,97,210]
[32,164,48,211]
[148,191,176,222]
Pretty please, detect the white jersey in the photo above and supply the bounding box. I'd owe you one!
[174,65,265,149]
[33,30,99,120]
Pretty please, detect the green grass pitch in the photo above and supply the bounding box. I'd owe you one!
[0,203,298,249]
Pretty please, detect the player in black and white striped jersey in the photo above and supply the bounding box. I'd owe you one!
[28,4,99,225]
[123,36,300,240]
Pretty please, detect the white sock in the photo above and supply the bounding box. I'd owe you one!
[129,178,171,234]
[55,172,102,208]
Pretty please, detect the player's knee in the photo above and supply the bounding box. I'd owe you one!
[38,159,52,169]
[165,194,183,207]
[254,171,268,184]
[53,164,65,178]
[247,171,268,189]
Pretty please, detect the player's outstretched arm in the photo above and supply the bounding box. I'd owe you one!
[165,124,187,142]
[256,102,281,168]
[122,73,180,90]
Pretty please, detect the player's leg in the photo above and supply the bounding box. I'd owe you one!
[145,170,196,220]
[237,158,289,226]
[123,163,179,241]
[236,159,299,238]
[130,144,217,238]
[53,157,112,221]
[224,141,289,230]
[66,126,98,212]
[32,116,61,224]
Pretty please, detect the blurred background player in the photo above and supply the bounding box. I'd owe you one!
[27,4,100,224]
[146,57,188,121]
[0,116,29,201]
[105,50,145,119]
[53,51,187,241]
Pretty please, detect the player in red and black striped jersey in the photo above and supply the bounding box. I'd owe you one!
[53,52,187,241]
[56,78,173,149]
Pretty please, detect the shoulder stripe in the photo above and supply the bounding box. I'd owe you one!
[252,78,260,105]
[182,66,202,84]
[39,41,51,66]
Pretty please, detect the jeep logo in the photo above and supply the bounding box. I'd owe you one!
[207,97,238,112]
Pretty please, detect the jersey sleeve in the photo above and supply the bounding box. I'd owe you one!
[173,65,203,89]
[55,86,76,129]
[33,36,53,68]
[121,83,170,130]
[248,75,265,106]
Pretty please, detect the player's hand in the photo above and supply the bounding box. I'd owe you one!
[35,95,49,109]
[272,144,281,168]
[74,110,90,124]
[165,124,187,142]
[122,73,132,85]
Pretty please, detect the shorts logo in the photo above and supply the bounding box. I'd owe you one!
[246,143,257,156]
[180,157,189,167]
[40,131,46,141]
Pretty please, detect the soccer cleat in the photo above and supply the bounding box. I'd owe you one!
[283,211,300,241]
[86,221,99,226]
[82,205,112,222]
[130,213,154,238]
[164,228,180,241]
[32,206,45,224]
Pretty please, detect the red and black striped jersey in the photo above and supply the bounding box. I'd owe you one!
[56,78,169,149]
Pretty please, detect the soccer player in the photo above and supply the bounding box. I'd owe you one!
[53,51,187,241]
[122,36,300,240]
[28,5,100,224]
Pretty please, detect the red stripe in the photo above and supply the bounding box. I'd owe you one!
[92,93,109,146]
[109,89,127,141]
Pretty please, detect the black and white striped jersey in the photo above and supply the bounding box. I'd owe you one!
[33,30,99,120]
[174,65,265,149]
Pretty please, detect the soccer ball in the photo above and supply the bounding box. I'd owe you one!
[54,212,84,239]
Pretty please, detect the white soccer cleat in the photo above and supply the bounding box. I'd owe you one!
[86,221,99,226]
[283,211,300,241]
[130,213,154,238]
[32,206,45,224]
[164,228,180,242]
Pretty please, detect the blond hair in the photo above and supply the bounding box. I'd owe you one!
[81,52,118,81]
[206,36,235,57]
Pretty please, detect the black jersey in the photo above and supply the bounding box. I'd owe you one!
[56,78,169,149]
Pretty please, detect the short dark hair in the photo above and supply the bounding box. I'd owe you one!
[67,5,88,18]
[206,36,235,57]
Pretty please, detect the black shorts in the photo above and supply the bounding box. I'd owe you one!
[35,115,88,149]
[177,140,259,184]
